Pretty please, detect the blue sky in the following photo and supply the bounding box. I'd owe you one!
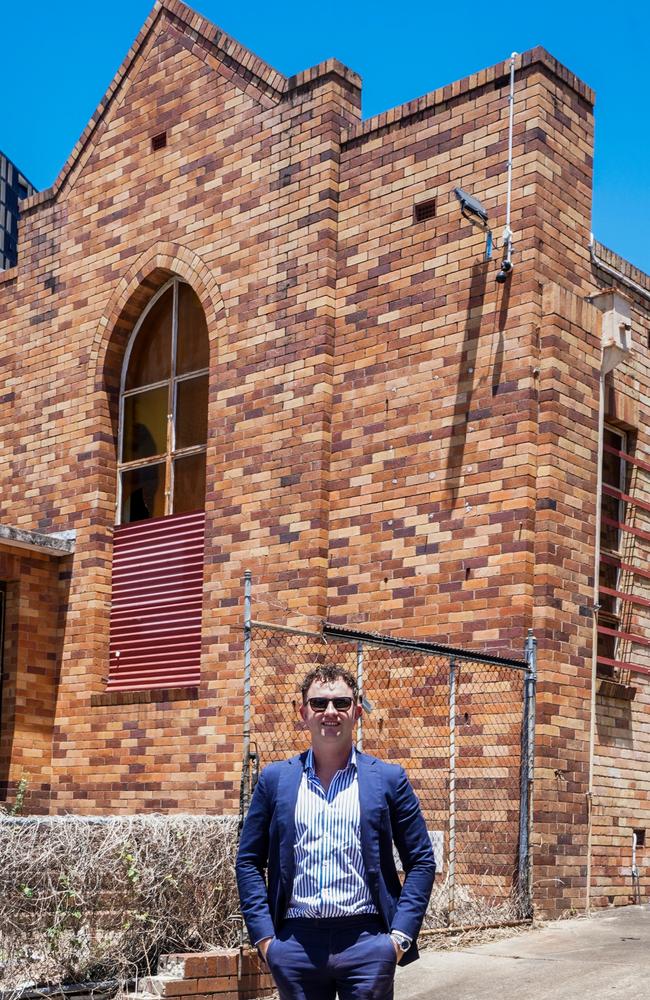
[3,0,649,272]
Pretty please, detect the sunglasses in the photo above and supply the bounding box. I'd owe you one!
[306,696,355,712]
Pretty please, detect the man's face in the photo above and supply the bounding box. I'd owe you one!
[300,677,361,752]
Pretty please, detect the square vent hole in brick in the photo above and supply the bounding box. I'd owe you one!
[414,198,436,223]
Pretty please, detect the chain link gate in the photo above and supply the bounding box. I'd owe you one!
[240,573,536,930]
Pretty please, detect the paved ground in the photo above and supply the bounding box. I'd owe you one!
[397,905,650,999]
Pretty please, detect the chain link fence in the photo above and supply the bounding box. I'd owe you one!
[240,579,536,930]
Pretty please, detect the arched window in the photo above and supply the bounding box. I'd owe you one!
[108,278,208,692]
[118,279,209,523]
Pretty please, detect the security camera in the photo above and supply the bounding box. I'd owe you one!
[453,186,489,227]
[496,259,513,284]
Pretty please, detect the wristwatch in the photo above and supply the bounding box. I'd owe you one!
[389,930,412,954]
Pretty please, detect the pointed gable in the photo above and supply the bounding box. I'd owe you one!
[21,0,292,214]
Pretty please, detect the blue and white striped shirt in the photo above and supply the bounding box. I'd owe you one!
[286,747,378,918]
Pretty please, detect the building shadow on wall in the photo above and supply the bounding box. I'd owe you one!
[444,260,509,503]
[490,273,510,399]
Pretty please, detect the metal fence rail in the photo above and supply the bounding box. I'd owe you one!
[240,575,536,929]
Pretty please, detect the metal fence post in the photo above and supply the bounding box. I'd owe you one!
[527,632,537,909]
[518,629,537,916]
[356,640,364,752]
[239,571,252,830]
[448,655,456,924]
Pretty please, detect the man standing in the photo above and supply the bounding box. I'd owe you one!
[236,666,435,1000]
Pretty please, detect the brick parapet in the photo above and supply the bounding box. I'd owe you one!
[342,47,593,147]
[591,238,650,294]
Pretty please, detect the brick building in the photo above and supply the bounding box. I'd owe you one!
[1,0,648,917]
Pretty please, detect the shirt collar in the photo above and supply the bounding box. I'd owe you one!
[305,745,357,775]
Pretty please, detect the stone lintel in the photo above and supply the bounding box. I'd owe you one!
[0,524,76,557]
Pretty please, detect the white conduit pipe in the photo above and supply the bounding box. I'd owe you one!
[500,53,517,271]
[496,53,517,283]
[504,52,517,259]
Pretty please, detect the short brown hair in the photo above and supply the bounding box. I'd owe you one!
[300,666,359,703]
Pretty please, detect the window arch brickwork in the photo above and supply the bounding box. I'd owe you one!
[106,270,215,692]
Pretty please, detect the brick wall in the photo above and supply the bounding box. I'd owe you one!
[330,56,548,646]
[0,545,66,811]
[589,249,650,909]
[135,949,274,1000]
[1,0,649,914]
[529,286,601,913]
[591,685,650,907]
[1,0,362,815]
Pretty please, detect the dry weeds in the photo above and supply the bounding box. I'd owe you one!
[0,815,240,994]
[0,815,530,996]
[423,877,527,930]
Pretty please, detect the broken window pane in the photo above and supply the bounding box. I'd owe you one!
[598,427,628,676]
[173,452,206,514]
[600,429,625,554]
[122,386,168,462]
[177,283,209,375]
[121,462,166,522]
[599,560,619,608]
[176,374,208,450]
[125,286,173,390]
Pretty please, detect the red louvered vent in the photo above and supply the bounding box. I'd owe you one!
[108,510,205,691]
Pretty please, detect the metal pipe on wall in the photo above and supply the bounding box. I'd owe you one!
[518,630,537,916]
[240,570,253,823]
[448,656,457,921]
[632,832,641,904]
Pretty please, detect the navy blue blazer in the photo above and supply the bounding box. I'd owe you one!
[236,750,435,966]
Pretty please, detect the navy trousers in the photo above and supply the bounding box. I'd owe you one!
[265,916,397,1000]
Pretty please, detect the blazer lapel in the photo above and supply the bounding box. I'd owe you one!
[276,753,305,888]
[356,751,382,875]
